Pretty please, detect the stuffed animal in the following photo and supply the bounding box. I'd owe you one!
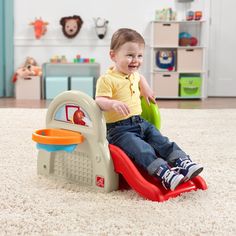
[60,15,83,38]
[155,8,177,21]
[12,57,42,83]
[179,32,198,46]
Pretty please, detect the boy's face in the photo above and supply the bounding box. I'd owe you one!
[110,42,144,75]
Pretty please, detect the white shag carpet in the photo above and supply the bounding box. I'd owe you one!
[0,108,235,236]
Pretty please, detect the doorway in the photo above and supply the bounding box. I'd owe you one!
[208,0,236,96]
[0,0,14,97]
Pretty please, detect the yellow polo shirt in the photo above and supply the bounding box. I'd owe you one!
[96,67,142,123]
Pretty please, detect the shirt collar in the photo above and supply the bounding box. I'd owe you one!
[107,67,136,80]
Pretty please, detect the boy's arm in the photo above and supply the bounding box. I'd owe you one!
[96,96,130,116]
[139,75,156,105]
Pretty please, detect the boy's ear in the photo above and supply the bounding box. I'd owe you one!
[109,50,116,61]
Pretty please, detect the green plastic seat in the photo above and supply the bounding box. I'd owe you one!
[141,97,161,130]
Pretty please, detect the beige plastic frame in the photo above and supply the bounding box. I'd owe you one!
[37,90,119,192]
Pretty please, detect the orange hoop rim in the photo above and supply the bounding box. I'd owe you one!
[32,128,84,145]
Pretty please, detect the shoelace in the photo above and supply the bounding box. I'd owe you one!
[179,159,193,169]
[161,168,178,186]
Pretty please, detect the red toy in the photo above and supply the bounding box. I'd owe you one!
[194,11,202,21]
[110,144,207,202]
[108,97,207,202]
[190,37,198,46]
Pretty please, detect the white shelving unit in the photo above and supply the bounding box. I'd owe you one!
[42,63,100,99]
[150,20,206,99]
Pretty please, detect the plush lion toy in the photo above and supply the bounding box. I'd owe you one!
[12,57,42,83]
[60,15,83,38]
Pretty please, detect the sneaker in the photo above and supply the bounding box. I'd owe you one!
[156,165,185,191]
[175,156,203,182]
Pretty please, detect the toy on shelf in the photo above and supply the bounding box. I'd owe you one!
[186,11,194,21]
[194,11,202,21]
[186,11,202,21]
[50,55,68,63]
[155,8,177,21]
[178,0,194,2]
[32,90,207,202]
[29,17,49,39]
[179,32,198,46]
[12,57,42,83]
[50,54,96,64]
[73,54,95,63]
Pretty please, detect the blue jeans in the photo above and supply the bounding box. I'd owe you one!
[107,115,187,175]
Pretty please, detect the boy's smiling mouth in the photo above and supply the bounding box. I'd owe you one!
[128,65,139,70]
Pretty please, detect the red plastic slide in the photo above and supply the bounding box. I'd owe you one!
[109,144,207,202]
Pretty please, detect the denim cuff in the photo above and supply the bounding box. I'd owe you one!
[167,150,187,165]
[147,158,167,175]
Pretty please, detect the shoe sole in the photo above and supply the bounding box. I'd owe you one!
[170,174,185,191]
[184,166,204,182]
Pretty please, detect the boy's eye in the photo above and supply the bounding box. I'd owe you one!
[126,54,143,59]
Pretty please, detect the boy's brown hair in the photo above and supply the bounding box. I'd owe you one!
[110,28,145,51]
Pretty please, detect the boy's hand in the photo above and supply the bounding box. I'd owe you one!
[139,75,156,105]
[112,101,130,116]
[145,95,156,106]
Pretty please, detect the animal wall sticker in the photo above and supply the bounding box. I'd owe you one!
[29,17,49,39]
[93,17,109,39]
[60,15,83,38]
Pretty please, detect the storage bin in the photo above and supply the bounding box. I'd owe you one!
[71,77,94,97]
[153,72,179,97]
[15,76,41,100]
[153,22,179,47]
[177,48,203,72]
[45,77,68,99]
[180,76,202,97]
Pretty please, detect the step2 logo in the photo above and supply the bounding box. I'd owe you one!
[96,176,105,188]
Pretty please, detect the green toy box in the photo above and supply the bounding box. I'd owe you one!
[179,76,202,97]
